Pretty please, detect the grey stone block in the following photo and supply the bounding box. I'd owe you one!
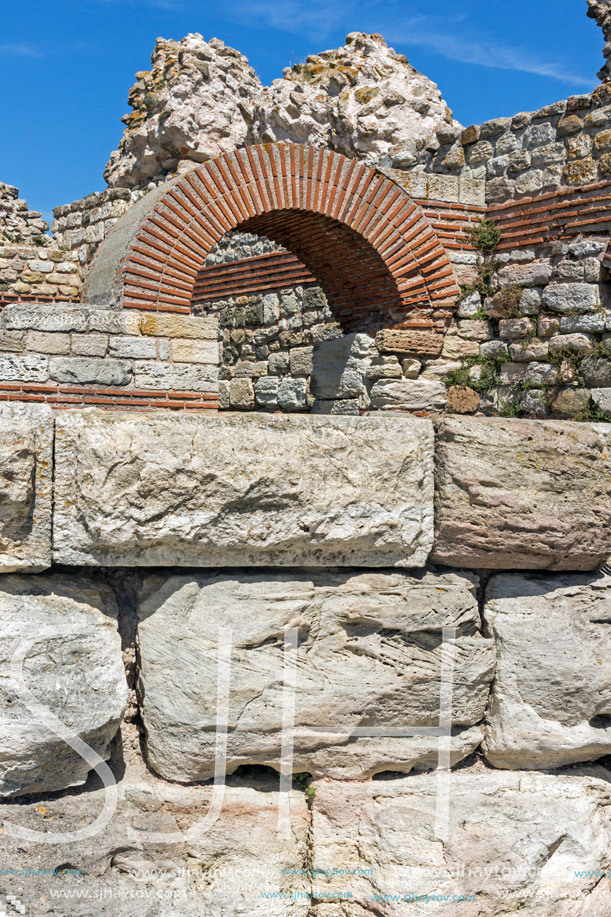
[0,404,53,572]
[432,415,611,570]
[483,572,611,768]
[229,377,254,408]
[369,378,447,411]
[0,353,48,382]
[254,376,279,406]
[277,378,307,409]
[0,573,127,797]
[134,361,217,392]
[109,336,157,359]
[50,356,132,386]
[289,346,313,377]
[541,283,601,314]
[136,569,491,780]
[52,411,435,568]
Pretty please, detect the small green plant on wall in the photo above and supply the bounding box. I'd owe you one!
[468,218,502,253]
[459,218,502,301]
[444,351,509,395]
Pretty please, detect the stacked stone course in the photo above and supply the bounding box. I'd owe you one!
[0,303,219,409]
[2,8,611,915]
[0,405,609,913]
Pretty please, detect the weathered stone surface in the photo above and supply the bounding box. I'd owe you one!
[592,387,611,415]
[0,724,310,916]
[581,355,611,386]
[483,572,611,769]
[49,355,132,386]
[446,385,480,413]
[549,332,597,355]
[369,378,447,411]
[104,35,264,188]
[541,283,601,314]
[440,331,480,359]
[311,333,375,400]
[53,410,434,567]
[106,32,457,190]
[431,416,611,569]
[0,404,53,572]
[375,328,443,357]
[310,769,611,915]
[136,569,492,781]
[550,386,591,416]
[0,573,127,798]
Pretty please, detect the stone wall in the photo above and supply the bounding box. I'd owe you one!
[0,405,609,914]
[0,303,218,409]
[405,83,611,205]
[0,184,85,305]
[0,183,49,246]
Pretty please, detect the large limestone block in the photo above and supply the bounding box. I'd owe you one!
[309,769,611,915]
[432,416,611,569]
[0,573,127,798]
[0,725,310,916]
[483,572,611,769]
[53,410,434,567]
[137,569,494,781]
[0,403,53,572]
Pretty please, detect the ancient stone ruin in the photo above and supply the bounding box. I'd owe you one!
[0,3,610,915]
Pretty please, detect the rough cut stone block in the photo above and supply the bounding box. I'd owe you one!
[0,573,127,797]
[140,313,218,339]
[376,328,443,356]
[369,378,447,411]
[134,360,217,391]
[0,738,310,915]
[136,569,493,781]
[311,333,374,400]
[49,355,132,386]
[310,770,611,916]
[432,416,611,569]
[483,572,611,769]
[0,404,53,572]
[541,282,601,314]
[0,353,48,382]
[53,411,434,567]
[592,387,611,415]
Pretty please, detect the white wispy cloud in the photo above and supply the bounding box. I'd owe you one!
[0,42,42,58]
[227,0,594,88]
[390,14,595,88]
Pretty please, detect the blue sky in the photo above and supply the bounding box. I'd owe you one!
[0,0,603,225]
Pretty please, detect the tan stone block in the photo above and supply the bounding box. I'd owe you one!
[24,332,71,354]
[19,270,44,284]
[550,388,591,417]
[556,114,584,136]
[376,329,443,357]
[563,158,598,185]
[594,129,611,150]
[441,332,480,360]
[171,339,219,364]
[140,313,218,340]
[447,385,480,414]
[461,125,480,145]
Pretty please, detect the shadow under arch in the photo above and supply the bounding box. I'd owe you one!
[84,144,459,333]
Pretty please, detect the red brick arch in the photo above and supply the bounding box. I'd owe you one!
[86,144,460,331]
